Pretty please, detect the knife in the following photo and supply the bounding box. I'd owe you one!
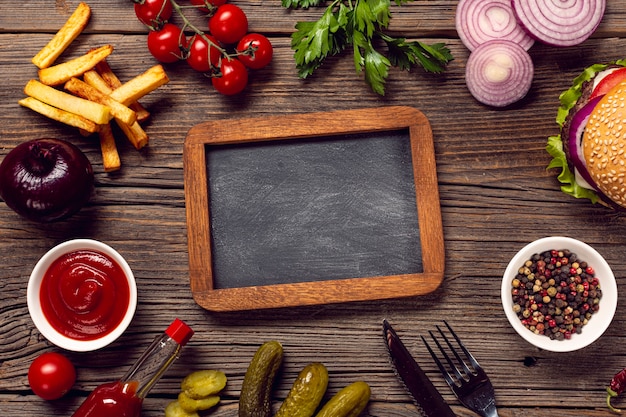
[383,319,456,417]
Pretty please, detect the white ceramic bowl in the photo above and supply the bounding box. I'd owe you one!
[27,239,137,352]
[501,236,617,352]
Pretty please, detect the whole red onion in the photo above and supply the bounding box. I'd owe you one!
[0,138,94,222]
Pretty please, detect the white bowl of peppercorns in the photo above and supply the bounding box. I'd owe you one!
[501,236,617,352]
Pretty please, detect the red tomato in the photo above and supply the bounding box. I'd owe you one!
[187,34,222,72]
[236,33,273,70]
[147,23,187,63]
[28,352,76,400]
[190,0,227,13]
[134,0,173,29]
[590,67,626,100]
[212,57,248,95]
[208,4,249,45]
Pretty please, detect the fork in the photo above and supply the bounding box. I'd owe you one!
[421,321,500,417]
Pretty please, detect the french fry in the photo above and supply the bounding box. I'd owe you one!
[93,61,151,122]
[18,97,98,133]
[94,60,121,87]
[82,70,149,149]
[131,103,151,124]
[116,119,149,150]
[64,77,137,126]
[83,69,115,94]
[110,64,169,106]
[24,79,110,125]
[82,70,150,149]
[84,69,149,122]
[38,44,114,86]
[98,123,121,172]
[32,2,91,69]
[79,128,93,137]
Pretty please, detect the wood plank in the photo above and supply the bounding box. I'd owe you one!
[2,1,626,416]
[4,1,626,38]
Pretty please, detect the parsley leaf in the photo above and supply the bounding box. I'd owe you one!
[367,0,391,28]
[291,3,350,77]
[287,0,453,95]
[353,29,390,95]
[282,0,325,9]
[381,33,452,73]
[363,44,390,96]
[353,0,384,38]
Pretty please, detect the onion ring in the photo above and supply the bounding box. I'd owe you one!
[456,0,534,51]
[465,39,534,107]
[567,95,603,191]
[511,0,606,47]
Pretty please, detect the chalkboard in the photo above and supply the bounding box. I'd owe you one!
[184,106,444,311]
[207,131,422,288]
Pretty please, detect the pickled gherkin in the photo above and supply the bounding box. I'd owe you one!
[165,369,227,416]
[181,370,227,399]
[165,400,200,417]
[178,392,220,412]
[314,381,371,417]
[238,341,284,417]
[275,363,328,417]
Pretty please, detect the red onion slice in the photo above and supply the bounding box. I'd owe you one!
[456,0,534,51]
[567,95,603,191]
[465,39,534,107]
[511,0,606,47]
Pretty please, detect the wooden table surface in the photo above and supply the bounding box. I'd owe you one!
[2,1,626,416]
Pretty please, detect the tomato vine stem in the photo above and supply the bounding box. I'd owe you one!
[168,0,228,59]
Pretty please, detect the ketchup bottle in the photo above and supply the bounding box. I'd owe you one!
[71,318,194,417]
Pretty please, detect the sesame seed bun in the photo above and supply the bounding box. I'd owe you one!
[583,80,626,208]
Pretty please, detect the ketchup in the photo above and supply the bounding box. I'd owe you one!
[40,249,130,340]
[70,381,142,417]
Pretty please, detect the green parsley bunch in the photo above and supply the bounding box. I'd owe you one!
[282,0,453,95]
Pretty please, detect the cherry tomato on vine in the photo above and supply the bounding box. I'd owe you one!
[147,23,187,63]
[212,57,248,95]
[134,0,173,29]
[190,0,227,13]
[28,352,76,400]
[208,4,249,45]
[187,34,222,72]
[236,33,273,70]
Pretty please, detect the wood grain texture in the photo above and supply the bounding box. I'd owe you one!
[1,0,626,416]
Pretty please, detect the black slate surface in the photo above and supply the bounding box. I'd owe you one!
[206,130,423,289]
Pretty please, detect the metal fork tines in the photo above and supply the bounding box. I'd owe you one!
[421,321,500,417]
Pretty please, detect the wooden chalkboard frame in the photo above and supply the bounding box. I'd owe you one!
[183,106,444,311]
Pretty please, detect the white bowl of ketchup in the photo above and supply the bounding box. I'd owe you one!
[27,239,137,352]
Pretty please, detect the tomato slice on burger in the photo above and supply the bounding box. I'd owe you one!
[589,67,626,100]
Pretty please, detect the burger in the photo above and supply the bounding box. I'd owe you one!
[547,59,626,209]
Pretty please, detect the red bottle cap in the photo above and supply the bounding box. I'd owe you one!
[165,318,194,346]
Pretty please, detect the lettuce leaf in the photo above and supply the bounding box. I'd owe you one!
[546,134,600,203]
[556,63,609,128]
